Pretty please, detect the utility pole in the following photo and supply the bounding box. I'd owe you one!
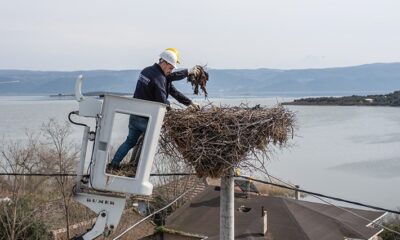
[295,185,300,200]
[220,168,234,240]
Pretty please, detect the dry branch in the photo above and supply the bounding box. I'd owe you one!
[160,104,295,178]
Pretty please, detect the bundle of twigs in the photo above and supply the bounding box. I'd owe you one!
[187,65,209,97]
[160,104,295,178]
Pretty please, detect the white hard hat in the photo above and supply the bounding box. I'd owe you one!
[166,48,180,64]
[159,48,180,68]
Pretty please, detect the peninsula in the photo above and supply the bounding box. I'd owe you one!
[284,91,400,107]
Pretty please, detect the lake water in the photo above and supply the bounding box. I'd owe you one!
[0,96,399,210]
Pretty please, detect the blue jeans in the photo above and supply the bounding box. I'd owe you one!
[111,115,148,167]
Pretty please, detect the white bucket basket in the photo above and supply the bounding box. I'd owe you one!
[90,95,166,195]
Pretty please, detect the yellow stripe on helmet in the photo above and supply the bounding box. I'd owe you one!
[166,47,180,64]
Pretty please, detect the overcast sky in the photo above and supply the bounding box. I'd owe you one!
[1,0,399,70]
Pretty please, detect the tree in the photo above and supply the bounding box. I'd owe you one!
[40,119,79,239]
[380,212,400,240]
[0,132,49,240]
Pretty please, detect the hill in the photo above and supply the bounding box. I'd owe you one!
[0,70,139,96]
[284,90,400,106]
[1,63,400,96]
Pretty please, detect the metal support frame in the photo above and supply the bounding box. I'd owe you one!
[73,192,126,240]
[76,126,90,190]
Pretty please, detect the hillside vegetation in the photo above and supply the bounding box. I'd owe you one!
[285,90,400,106]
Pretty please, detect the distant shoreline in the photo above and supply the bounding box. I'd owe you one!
[283,90,400,107]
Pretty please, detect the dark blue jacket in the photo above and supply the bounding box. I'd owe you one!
[133,63,192,106]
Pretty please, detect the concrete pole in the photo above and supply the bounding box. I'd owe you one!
[261,206,268,236]
[220,168,234,240]
[295,185,300,200]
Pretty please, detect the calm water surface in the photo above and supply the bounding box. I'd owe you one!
[0,96,399,209]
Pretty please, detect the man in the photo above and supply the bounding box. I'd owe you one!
[109,48,200,170]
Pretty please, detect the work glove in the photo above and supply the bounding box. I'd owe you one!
[188,66,200,77]
[189,101,201,110]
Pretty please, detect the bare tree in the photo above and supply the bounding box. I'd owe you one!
[0,132,47,240]
[150,152,199,223]
[40,119,79,239]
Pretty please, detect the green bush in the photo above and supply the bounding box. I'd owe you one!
[380,223,400,240]
[0,197,50,240]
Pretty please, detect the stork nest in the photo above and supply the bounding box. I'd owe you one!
[160,104,295,178]
[187,65,209,97]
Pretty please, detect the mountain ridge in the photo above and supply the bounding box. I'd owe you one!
[1,63,400,97]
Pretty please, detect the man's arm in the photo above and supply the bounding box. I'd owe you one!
[167,69,189,82]
[169,83,192,106]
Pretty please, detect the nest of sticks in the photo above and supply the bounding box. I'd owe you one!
[160,104,295,178]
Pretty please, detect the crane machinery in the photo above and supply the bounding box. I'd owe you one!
[71,75,167,239]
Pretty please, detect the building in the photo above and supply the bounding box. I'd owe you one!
[161,186,386,240]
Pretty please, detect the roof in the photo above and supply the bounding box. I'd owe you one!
[165,186,385,240]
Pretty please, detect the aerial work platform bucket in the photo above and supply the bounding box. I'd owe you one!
[89,95,166,195]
